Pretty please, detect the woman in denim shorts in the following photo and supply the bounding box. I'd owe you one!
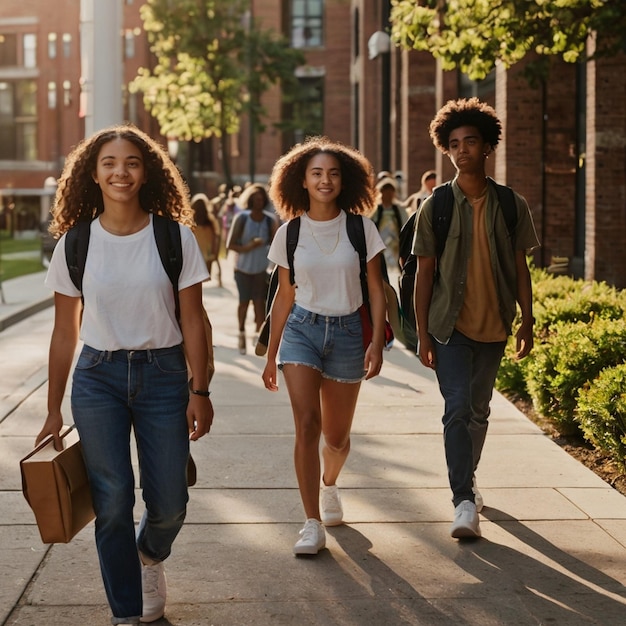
[262,137,387,555]
[35,125,213,625]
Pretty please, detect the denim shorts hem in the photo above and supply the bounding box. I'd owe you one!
[279,360,364,384]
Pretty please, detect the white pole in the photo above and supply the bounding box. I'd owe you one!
[80,0,123,136]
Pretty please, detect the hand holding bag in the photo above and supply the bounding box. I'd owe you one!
[20,425,95,544]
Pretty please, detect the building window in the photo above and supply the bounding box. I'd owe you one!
[63,80,71,106]
[0,80,38,160]
[48,33,57,59]
[124,30,135,59]
[284,75,324,147]
[459,70,495,100]
[63,33,71,58]
[24,34,36,68]
[0,34,18,66]
[291,0,323,49]
[48,81,57,109]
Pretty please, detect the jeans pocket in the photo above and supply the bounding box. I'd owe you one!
[74,347,104,370]
[153,350,188,374]
[288,309,309,325]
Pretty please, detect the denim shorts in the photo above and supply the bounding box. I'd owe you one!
[278,303,366,383]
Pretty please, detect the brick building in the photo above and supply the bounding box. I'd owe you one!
[0,0,624,286]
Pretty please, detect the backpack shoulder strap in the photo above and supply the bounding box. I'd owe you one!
[392,204,403,233]
[226,211,247,248]
[153,214,183,321]
[399,211,416,263]
[64,219,92,293]
[431,182,454,264]
[373,205,383,228]
[286,217,301,285]
[346,212,369,302]
[488,177,517,237]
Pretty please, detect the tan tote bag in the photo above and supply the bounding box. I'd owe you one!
[20,425,95,544]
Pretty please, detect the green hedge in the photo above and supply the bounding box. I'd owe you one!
[577,364,626,471]
[496,267,626,467]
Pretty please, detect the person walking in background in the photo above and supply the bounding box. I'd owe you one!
[413,98,539,539]
[191,193,223,288]
[226,183,278,354]
[404,169,437,216]
[219,185,242,247]
[370,176,408,273]
[261,137,386,556]
[35,124,214,625]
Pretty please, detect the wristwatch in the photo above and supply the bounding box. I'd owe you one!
[188,379,211,397]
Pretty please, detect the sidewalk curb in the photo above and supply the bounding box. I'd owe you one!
[0,296,54,332]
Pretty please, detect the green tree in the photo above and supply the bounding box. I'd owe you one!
[130,0,304,183]
[390,0,626,80]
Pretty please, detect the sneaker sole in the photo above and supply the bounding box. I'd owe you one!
[293,543,325,555]
[450,524,481,539]
[321,516,343,527]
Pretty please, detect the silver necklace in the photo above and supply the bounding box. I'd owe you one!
[308,219,340,255]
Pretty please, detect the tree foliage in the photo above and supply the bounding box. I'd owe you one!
[130,0,304,142]
[390,0,626,80]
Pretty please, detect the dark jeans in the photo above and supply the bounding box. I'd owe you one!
[433,330,506,507]
[72,345,190,622]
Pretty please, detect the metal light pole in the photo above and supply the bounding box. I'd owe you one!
[368,30,391,173]
[80,0,124,135]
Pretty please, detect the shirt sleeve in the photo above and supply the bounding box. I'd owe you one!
[44,232,82,297]
[363,215,386,262]
[267,221,289,268]
[412,197,437,258]
[178,224,211,290]
[513,193,541,252]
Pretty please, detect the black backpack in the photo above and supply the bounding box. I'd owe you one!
[255,213,396,355]
[397,178,517,352]
[64,214,215,382]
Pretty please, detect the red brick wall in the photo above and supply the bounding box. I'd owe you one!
[0,0,83,191]
[398,51,438,197]
[585,46,626,288]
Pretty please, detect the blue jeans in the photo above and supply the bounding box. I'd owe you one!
[71,345,190,623]
[433,330,506,507]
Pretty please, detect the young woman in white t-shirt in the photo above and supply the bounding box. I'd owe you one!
[262,137,387,555]
[35,125,213,625]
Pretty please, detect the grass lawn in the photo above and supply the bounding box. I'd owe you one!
[0,232,46,282]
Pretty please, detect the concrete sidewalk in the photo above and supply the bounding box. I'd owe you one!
[2,257,626,625]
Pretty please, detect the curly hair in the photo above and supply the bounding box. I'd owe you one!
[429,98,502,153]
[238,182,270,210]
[49,124,193,237]
[268,136,376,221]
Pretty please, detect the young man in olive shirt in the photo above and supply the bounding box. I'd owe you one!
[412,98,540,538]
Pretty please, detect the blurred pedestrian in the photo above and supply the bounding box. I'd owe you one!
[219,185,242,247]
[369,176,408,272]
[36,124,214,625]
[191,193,223,287]
[262,137,386,555]
[226,183,278,354]
[404,170,437,215]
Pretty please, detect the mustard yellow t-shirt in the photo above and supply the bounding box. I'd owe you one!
[455,194,507,342]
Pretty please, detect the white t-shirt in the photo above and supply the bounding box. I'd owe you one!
[268,211,385,316]
[45,215,209,350]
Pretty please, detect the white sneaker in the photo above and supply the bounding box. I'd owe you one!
[320,484,344,526]
[293,519,326,555]
[450,500,481,539]
[140,561,166,623]
[472,476,484,512]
